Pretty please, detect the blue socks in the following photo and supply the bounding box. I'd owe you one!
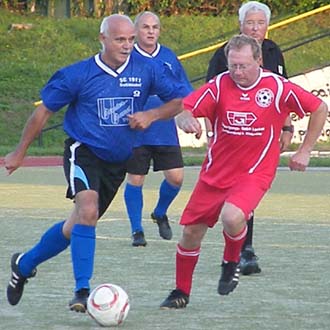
[71,224,96,291]
[124,180,181,233]
[153,179,181,217]
[18,221,96,292]
[124,183,143,233]
[19,221,70,277]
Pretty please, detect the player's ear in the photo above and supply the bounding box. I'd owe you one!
[257,56,262,66]
[99,32,107,45]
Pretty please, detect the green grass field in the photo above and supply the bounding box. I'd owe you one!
[0,166,329,330]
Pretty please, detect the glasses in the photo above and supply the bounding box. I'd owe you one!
[227,63,253,72]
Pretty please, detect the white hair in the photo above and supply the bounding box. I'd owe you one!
[238,1,271,25]
[100,16,110,35]
[134,11,160,27]
[100,14,133,36]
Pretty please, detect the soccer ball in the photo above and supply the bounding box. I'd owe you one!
[87,283,130,327]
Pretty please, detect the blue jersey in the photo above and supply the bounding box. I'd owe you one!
[133,43,193,146]
[41,52,185,162]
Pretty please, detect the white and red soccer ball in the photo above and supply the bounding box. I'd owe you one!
[87,283,130,327]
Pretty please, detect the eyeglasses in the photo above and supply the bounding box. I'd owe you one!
[227,63,253,72]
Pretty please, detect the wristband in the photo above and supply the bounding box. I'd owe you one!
[282,125,294,133]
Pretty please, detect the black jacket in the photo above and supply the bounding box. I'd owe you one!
[205,38,287,81]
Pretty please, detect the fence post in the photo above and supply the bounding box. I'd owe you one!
[35,0,49,16]
[54,0,71,18]
[38,132,43,147]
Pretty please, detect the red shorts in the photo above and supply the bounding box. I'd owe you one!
[180,178,268,228]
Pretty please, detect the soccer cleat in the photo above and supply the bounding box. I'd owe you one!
[132,231,147,247]
[151,212,172,240]
[7,253,37,306]
[217,261,240,295]
[160,289,189,309]
[239,246,261,275]
[69,288,90,313]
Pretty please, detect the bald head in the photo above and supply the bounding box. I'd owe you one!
[100,14,134,37]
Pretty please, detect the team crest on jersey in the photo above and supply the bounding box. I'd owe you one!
[97,97,133,126]
[227,111,257,126]
[255,88,274,108]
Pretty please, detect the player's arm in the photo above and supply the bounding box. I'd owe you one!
[289,101,328,171]
[280,116,294,152]
[204,48,226,147]
[4,103,53,175]
[128,98,182,130]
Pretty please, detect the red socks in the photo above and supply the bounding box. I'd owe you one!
[176,244,201,296]
[223,226,247,263]
[175,226,247,295]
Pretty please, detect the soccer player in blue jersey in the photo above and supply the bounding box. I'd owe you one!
[124,11,193,247]
[4,14,186,313]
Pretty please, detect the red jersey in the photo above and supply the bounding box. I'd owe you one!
[183,69,322,189]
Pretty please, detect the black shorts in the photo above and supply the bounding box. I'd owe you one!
[63,138,127,218]
[126,145,183,175]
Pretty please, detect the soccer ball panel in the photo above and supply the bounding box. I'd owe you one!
[87,283,130,327]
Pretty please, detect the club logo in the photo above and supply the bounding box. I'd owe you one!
[97,97,133,126]
[227,111,257,126]
[255,88,274,108]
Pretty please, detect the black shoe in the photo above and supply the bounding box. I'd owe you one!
[160,289,189,309]
[7,253,37,306]
[240,246,261,275]
[69,288,90,313]
[151,212,172,240]
[132,231,147,247]
[218,261,240,295]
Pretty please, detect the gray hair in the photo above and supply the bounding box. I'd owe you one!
[99,14,133,52]
[238,1,271,25]
[134,11,160,27]
[100,14,133,36]
[224,34,262,61]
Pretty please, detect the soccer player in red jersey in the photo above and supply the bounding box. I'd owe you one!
[160,34,328,309]
[206,1,293,275]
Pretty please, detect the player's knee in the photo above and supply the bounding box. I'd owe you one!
[127,174,145,186]
[169,178,183,187]
[181,225,205,247]
[164,168,183,187]
[220,204,245,233]
[77,203,99,225]
[221,216,243,235]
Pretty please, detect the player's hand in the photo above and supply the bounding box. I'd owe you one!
[4,150,25,175]
[279,131,293,152]
[176,111,202,139]
[128,112,154,130]
[288,150,310,171]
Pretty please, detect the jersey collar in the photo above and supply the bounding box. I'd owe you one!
[94,53,130,77]
[134,43,161,58]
